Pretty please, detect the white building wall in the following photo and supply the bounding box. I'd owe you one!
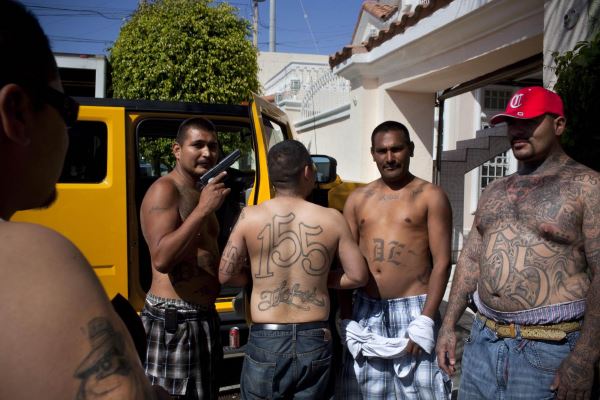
[257,51,356,181]
[384,90,436,182]
[257,52,328,94]
[55,53,106,98]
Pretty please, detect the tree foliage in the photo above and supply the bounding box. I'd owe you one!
[110,0,258,104]
[553,31,600,172]
[109,0,259,171]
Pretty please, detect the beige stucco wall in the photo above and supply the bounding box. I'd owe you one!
[295,116,360,182]
[384,90,436,183]
[444,92,481,233]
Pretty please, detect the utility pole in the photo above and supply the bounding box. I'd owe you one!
[253,0,259,48]
[269,0,276,52]
[253,0,266,49]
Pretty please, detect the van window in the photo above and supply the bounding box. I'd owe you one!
[262,115,288,150]
[59,121,108,183]
[135,118,257,292]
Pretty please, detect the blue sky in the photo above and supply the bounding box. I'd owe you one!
[24,0,364,57]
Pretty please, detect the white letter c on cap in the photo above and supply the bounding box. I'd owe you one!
[510,94,524,109]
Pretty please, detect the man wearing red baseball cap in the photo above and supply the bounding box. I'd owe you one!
[437,86,600,399]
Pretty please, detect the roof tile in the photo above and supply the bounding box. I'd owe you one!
[330,0,455,68]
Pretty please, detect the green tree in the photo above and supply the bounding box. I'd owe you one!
[110,0,259,169]
[553,31,600,172]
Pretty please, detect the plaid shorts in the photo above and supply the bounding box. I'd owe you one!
[141,293,222,399]
[337,291,451,400]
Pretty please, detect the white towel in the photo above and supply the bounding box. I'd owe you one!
[341,315,435,378]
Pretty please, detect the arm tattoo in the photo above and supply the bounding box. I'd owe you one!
[75,318,136,399]
[219,241,246,276]
[255,213,330,278]
[257,280,325,311]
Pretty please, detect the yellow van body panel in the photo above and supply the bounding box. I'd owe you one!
[327,180,365,212]
[13,99,302,319]
[13,106,129,300]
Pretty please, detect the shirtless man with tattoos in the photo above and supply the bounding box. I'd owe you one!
[0,1,168,399]
[218,139,368,399]
[338,121,453,399]
[436,86,600,399]
[140,117,230,399]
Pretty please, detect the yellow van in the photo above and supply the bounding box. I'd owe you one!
[13,94,339,373]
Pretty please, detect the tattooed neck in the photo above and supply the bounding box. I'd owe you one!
[518,150,569,175]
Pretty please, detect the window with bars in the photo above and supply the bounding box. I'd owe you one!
[484,88,513,110]
[480,152,509,190]
[290,79,301,92]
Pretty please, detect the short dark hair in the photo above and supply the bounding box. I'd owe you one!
[0,0,57,98]
[371,121,411,146]
[267,140,312,190]
[176,117,217,144]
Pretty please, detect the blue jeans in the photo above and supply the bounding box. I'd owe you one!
[240,322,333,399]
[459,315,580,400]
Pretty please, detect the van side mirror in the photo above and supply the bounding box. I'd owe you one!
[311,155,337,184]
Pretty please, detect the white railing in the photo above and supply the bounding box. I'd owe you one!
[264,62,328,104]
[300,71,350,119]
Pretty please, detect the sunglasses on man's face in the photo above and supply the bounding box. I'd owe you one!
[42,86,80,128]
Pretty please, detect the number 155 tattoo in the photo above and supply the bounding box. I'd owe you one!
[256,213,330,278]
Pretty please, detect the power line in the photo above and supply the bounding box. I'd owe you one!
[24,4,131,20]
[298,0,319,53]
[49,35,113,45]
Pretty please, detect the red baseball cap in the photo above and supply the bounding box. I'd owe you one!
[490,86,564,125]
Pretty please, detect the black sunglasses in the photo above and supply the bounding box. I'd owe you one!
[42,86,80,128]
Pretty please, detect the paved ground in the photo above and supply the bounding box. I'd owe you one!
[218,390,240,400]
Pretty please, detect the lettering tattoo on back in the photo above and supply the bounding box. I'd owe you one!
[75,317,147,399]
[257,280,326,311]
[254,213,330,279]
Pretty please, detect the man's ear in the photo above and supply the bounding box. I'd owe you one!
[409,141,415,157]
[0,84,32,146]
[303,164,313,181]
[554,116,566,137]
[172,141,181,159]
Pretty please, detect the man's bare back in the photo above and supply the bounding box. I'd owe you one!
[474,155,596,312]
[345,177,450,299]
[0,222,160,399]
[221,197,366,323]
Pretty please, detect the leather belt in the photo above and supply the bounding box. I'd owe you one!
[143,304,216,322]
[251,321,329,331]
[477,313,581,341]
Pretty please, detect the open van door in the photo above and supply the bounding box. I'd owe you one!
[247,94,296,205]
[13,106,129,299]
